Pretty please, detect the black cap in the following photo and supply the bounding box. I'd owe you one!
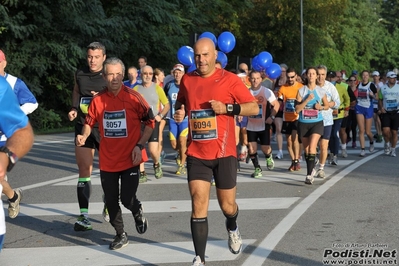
[327,71,336,78]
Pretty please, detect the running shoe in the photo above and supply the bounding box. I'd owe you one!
[175,153,181,166]
[238,151,247,162]
[275,151,283,159]
[226,224,242,254]
[390,149,396,157]
[211,177,216,186]
[305,175,314,184]
[376,135,383,143]
[384,143,390,155]
[74,215,92,231]
[327,153,333,164]
[341,149,348,158]
[251,167,262,178]
[360,149,366,157]
[331,155,338,166]
[154,163,163,179]
[133,205,148,234]
[294,161,301,171]
[369,143,375,152]
[352,141,357,148]
[266,156,274,170]
[139,171,148,183]
[109,232,128,250]
[192,256,205,266]
[288,161,295,171]
[316,168,325,179]
[102,194,110,223]
[8,188,22,219]
[176,164,187,175]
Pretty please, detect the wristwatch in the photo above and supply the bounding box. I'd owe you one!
[136,144,144,151]
[0,146,18,172]
[226,104,234,114]
[270,115,275,120]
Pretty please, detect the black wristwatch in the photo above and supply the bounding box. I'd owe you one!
[0,146,18,172]
[136,144,144,151]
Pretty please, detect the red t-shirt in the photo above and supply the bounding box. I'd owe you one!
[85,86,155,171]
[177,69,256,160]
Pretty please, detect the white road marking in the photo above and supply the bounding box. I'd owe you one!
[15,197,300,216]
[242,150,384,266]
[1,239,256,266]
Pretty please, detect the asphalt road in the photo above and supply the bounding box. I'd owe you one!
[1,131,398,266]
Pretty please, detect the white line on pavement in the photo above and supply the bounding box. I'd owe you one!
[16,197,300,216]
[242,150,384,266]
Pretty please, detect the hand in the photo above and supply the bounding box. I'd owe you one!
[91,91,99,96]
[237,116,243,123]
[314,102,323,110]
[344,110,349,117]
[306,93,315,102]
[174,104,185,123]
[132,146,142,165]
[154,115,161,122]
[265,117,273,125]
[75,134,87,146]
[209,100,226,114]
[68,109,77,121]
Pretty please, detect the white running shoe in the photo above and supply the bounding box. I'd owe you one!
[275,150,283,159]
[192,255,205,266]
[384,143,390,155]
[341,149,348,158]
[369,144,375,153]
[360,150,366,157]
[390,149,396,157]
[227,226,242,254]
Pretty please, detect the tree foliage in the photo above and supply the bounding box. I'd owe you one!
[1,0,398,130]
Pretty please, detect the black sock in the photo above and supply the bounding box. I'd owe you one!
[224,206,239,231]
[307,154,316,175]
[9,191,18,202]
[250,153,260,168]
[77,178,92,212]
[191,217,208,263]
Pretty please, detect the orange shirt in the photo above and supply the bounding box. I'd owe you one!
[278,82,303,121]
[177,69,256,160]
[85,86,155,172]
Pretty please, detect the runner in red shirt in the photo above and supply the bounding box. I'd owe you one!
[76,57,155,251]
[174,37,259,265]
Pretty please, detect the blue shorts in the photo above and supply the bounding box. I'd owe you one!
[321,125,333,140]
[235,116,248,128]
[355,105,374,119]
[169,119,188,141]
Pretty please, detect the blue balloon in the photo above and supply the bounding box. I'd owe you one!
[266,63,282,79]
[217,32,236,53]
[258,51,273,70]
[199,32,217,47]
[187,63,197,73]
[251,56,262,72]
[177,46,194,66]
[217,51,228,68]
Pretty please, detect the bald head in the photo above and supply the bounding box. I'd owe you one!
[194,38,218,77]
[239,63,249,74]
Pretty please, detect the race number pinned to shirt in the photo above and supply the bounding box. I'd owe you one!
[386,99,398,112]
[284,99,296,113]
[80,97,93,114]
[103,110,127,138]
[189,109,217,140]
[302,107,319,120]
